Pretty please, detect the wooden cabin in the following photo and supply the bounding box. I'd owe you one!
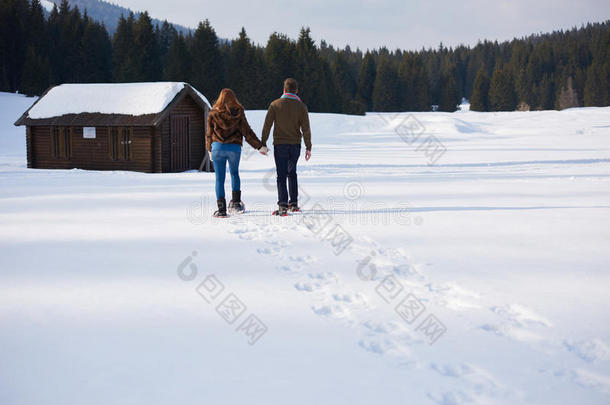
[14,82,212,173]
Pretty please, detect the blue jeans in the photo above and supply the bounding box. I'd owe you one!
[274,144,301,207]
[212,142,241,200]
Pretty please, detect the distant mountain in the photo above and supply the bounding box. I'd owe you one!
[44,0,193,35]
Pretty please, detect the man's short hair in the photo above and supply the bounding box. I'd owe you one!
[284,78,298,93]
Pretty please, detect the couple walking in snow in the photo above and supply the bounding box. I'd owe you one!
[206,78,312,217]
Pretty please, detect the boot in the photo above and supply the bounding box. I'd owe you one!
[213,198,228,218]
[229,190,245,214]
[272,205,288,216]
[288,202,301,212]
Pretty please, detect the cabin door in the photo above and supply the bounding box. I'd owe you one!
[170,115,190,172]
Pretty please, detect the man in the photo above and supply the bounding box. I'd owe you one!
[261,78,312,216]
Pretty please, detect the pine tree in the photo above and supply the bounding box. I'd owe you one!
[573,67,587,107]
[164,32,191,82]
[81,21,112,83]
[251,48,268,109]
[157,20,176,70]
[190,19,224,99]
[557,76,579,109]
[28,0,46,49]
[292,27,341,112]
[133,12,161,81]
[227,28,258,108]
[0,0,30,91]
[320,59,342,113]
[603,30,610,105]
[584,61,607,106]
[112,13,136,82]
[470,68,490,111]
[489,66,516,111]
[43,1,86,84]
[537,73,555,110]
[20,0,50,95]
[296,27,325,111]
[331,51,358,113]
[20,45,50,96]
[372,55,399,112]
[413,56,431,111]
[437,65,459,112]
[44,4,57,84]
[397,53,414,110]
[263,32,297,101]
[398,52,430,111]
[357,52,376,111]
[64,4,85,82]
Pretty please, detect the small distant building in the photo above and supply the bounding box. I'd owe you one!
[14,82,212,173]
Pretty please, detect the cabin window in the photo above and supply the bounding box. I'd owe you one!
[83,127,96,139]
[108,127,132,161]
[51,127,72,159]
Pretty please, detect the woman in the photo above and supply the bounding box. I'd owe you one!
[206,88,268,218]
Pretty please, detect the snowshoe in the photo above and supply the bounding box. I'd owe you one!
[272,206,289,217]
[288,205,301,213]
[229,201,245,214]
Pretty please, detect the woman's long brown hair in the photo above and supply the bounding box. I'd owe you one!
[212,88,244,112]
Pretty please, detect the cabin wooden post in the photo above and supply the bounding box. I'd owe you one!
[26,126,33,168]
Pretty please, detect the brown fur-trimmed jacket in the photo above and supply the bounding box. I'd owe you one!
[206,107,263,152]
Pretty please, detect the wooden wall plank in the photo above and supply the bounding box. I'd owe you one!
[29,125,153,172]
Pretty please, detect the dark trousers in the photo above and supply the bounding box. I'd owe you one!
[273,144,301,207]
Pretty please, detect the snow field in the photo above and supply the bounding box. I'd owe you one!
[1,92,610,404]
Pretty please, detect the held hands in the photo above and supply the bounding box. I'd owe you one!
[257,146,308,160]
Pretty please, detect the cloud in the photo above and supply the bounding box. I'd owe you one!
[115,0,610,50]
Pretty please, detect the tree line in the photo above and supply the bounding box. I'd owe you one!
[1,0,608,113]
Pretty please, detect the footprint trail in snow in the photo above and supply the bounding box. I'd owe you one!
[223,211,610,403]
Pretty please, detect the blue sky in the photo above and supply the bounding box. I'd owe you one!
[114,0,610,50]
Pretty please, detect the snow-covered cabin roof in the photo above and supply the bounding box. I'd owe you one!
[15,82,211,127]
